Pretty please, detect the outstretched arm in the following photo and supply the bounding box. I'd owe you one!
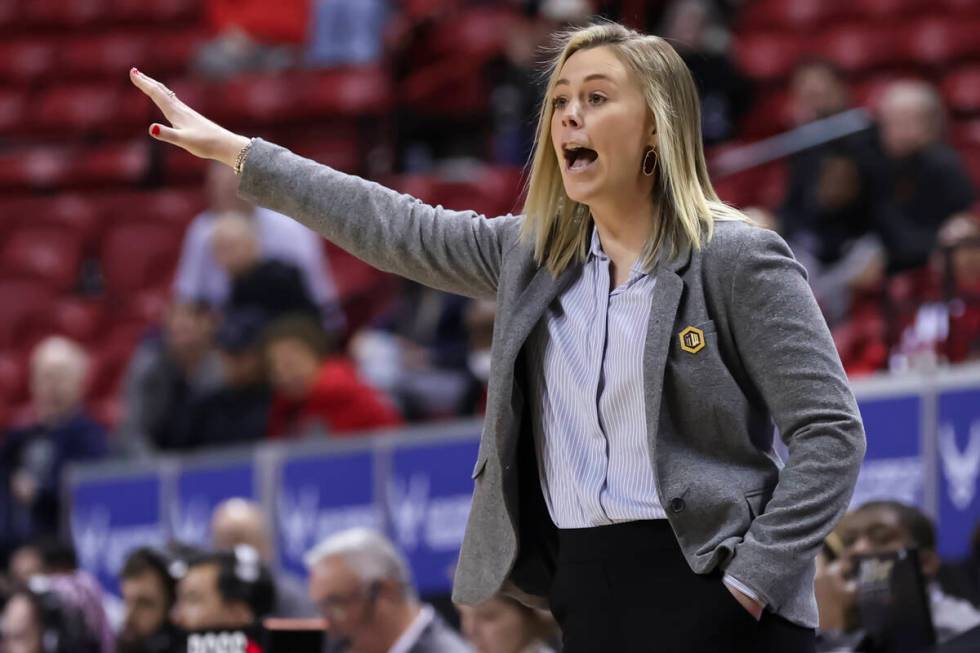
[130,68,518,299]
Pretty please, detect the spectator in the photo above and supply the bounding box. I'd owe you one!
[117,547,181,653]
[872,81,975,274]
[0,571,115,653]
[210,498,316,618]
[193,0,310,78]
[659,0,752,144]
[350,282,474,421]
[173,162,343,332]
[776,58,883,328]
[174,309,272,449]
[457,594,558,653]
[7,544,42,587]
[815,501,980,647]
[305,528,469,653]
[211,211,321,322]
[171,547,276,632]
[939,521,980,609]
[0,338,107,563]
[264,315,402,438]
[116,302,223,453]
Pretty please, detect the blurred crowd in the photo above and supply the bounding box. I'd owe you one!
[2,497,980,652]
[1,0,980,650]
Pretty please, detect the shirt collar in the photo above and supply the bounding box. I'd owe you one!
[387,604,434,653]
[588,226,650,279]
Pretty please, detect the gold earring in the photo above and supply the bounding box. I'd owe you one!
[642,148,658,176]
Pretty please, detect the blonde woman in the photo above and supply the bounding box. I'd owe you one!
[130,21,865,652]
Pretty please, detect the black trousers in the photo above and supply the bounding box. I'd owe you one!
[548,520,816,653]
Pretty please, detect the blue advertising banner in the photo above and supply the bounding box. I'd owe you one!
[170,461,255,548]
[936,387,980,559]
[851,395,922,509]
[70,473,165,595]
[386,439,480,594]
[275,450,381,577]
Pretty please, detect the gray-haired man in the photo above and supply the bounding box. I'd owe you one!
[306,528,470,653]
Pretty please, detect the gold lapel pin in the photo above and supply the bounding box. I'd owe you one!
[678,326,705,354]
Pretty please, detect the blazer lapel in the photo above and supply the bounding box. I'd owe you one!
[500,263,580,364]
[643,240,693,453]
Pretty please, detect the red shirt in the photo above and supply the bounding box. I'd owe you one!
[268,357,402,438]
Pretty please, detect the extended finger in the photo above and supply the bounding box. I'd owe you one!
[148,122,181,147]
[129,68,181,123]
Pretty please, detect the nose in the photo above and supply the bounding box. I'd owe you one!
[561,100,582,128]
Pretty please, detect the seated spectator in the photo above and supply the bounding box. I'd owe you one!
[210,498,316,618]
[306,0,388,67]
[457,594,558,653]
[264,315,402,438]
[0,338,107,563]
[116,302,223,453]
[660,0,752,144]
[769,58,883,328]
[172,547,276,633]
[7,544,42,587]
[350,282,475,421]
[815,501,980,647]
[306,528,469,653]
[173,309,272,449]
[117,547,181,653]
[211,211,321,322]
[193,0,310,78]
[871,81,976,274]
[174,163,343,333]
[0,571,114,653]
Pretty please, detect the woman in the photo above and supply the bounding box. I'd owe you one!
[131,21,865,652]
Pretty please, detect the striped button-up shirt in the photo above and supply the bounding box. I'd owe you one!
[525,227,665,528]
[524,226,762,606]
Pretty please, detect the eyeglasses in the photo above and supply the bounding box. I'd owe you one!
[315,589,367,621]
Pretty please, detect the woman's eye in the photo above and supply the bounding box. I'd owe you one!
[589,93,606,105]
[552,97,567,109]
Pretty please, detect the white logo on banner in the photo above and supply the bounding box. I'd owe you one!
[71,508,165,579]
[386,473,473,552]
[170,497,212,546]
[938,421,980,510]
[850,457,922,508]
[276,487,381,561]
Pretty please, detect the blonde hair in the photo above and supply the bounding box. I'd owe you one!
[520,21,748,275]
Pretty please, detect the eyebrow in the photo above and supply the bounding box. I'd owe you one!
[554,73,614,87]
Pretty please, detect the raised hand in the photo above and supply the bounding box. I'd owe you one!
[129,67,251,169]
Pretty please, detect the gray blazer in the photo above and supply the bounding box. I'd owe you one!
[239,140,867,629]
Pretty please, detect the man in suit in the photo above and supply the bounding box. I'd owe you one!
[306,528,470,653]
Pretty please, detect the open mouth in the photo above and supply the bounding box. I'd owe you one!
[563,145,598,172]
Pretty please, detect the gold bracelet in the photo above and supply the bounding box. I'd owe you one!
[233,138,255,176]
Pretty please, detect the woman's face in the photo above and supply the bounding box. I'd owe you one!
[458,598,536,653]
[0,594,42,653]
[550,45,655,207]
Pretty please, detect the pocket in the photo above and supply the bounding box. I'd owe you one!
[719,580,759,626]
[744,485,776,520]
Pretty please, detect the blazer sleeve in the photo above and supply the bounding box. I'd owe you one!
[722,226,867,611]
[237,139,521,300]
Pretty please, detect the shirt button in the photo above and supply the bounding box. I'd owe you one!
[669,498,685,513]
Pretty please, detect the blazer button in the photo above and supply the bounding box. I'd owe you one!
[669,498,685,513]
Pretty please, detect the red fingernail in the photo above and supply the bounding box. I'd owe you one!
[131,67,139,75]
[151,124,160,136]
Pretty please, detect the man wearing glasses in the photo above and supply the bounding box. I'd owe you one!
[306,528,469,653]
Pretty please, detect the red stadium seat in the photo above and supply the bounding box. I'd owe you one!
[813,24,906,75]
[100,221,181,297]
[280,132,363,173]
[741,0,854,31]
[959,147,980,188]
[109,0,200,23]
[66,141,149,187]
[853,0,931,19]
[0,40,56,83]
[942,66,980,115]
[0,226,84,292]
[953,119,980,148]
[302,66,393,118]
[50,297,105,345]
[0,350,28,406]
[146,29,207,75]
[0,146,71,191]
[33,84,120,135]
[0,89,25,135]
[737,90,793,139]
[0,280,56,351]
[61,32,149,78]
[732,34,805,83]
[853,74,905,111]
[22,0,110,28]
[212,73,301,126]
[902,18,980,68]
